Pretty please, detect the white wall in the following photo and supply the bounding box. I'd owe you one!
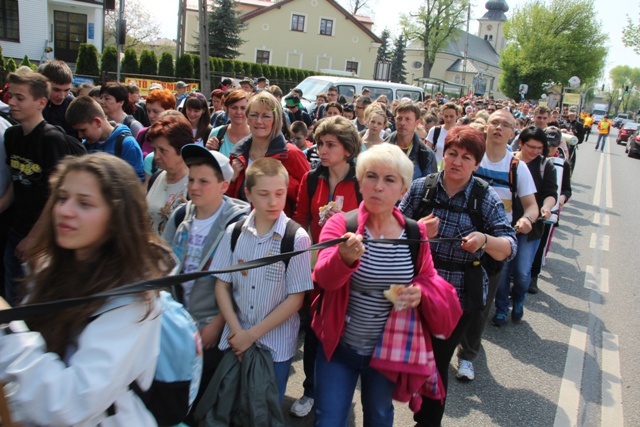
[2,0,48,62]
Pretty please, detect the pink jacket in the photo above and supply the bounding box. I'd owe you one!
[311,203,462,361]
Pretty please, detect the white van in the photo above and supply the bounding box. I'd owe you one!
[294,76,424,108]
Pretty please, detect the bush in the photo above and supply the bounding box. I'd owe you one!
[75,44,100,76]
[262,65,273,79]
[6,58,17,73]
[222,59,233,73]
[192,54,200,79]
[233,60,245,76]
[139,50,158,75]
[121,49,138,74]
[175,54,193,79]
[20,55,32,69]
[251,63,262,77]
[158,52,174,77]
[101,46,117,75]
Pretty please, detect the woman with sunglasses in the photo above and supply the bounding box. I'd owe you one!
[182,92,211,147]
[226,91,309,216]
[206,89,250,157]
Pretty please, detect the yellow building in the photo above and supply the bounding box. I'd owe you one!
[184,0,382,78]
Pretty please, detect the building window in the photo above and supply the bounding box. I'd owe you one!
[454,75,461,84]
[0,0,20,41]
[346,61,358,75]
[320,18,333,36]
[256,50,270,65]
[291,14,305,32]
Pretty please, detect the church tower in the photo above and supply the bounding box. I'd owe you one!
[477,0,509,52]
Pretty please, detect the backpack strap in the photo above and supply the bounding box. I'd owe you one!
[307,169,320,201]
[413,172,440,220]
[344,209,358,233]
[147,170,163,193]
[229,218,301,270]
[509,156,519,195]
[114,132,133,158]
[217,125,229,142]
[432,126,442,151]
[403,216,421,278]
[173,204,187,228]
[466,177,489,232]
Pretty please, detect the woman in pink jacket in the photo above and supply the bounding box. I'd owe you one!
[311,143,462,427]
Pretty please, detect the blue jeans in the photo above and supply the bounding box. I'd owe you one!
[314,342,395,427]
[595,134,608,151]
[495,234,541,315]
[273,358,293,404]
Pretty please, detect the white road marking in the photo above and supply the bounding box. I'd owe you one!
[593,150,605,206]
[593,213,610,226]
[590,234,610,251]
[584,265,610,293]
[602,332,624,427]
[605,145,613,208]
[554,325,588,427]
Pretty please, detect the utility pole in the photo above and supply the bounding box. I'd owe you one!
[199,0,211,96]
[176,0,187,59]
[116,0,125,82]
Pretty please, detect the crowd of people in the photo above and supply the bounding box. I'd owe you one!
[0,62,588,426]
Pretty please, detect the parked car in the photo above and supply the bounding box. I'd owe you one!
[626,133,640,158]
[616,122,639,144]
[613,113,630,128]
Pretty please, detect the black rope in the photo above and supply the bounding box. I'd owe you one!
[0,237,463,323]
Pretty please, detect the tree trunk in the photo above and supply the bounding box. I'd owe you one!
[422,56,433,79]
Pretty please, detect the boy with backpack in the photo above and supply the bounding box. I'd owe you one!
[209,158,313,403]
[1,67,86,305]
[65,95,145,182]
[162,144,250,424]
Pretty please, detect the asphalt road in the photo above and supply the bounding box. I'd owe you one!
[281,127,639,427]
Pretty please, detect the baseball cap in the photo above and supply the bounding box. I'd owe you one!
[181,144,233,182]
[544,126,562,147]
[176,81,187,89]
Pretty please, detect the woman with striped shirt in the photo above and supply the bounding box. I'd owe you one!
[312,143,461,427]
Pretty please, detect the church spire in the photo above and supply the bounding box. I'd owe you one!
[482,0,509,21]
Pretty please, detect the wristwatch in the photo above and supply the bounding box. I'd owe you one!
[0,320,29,335]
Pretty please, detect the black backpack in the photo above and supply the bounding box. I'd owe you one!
[230,218,302,270]
[43,124,87,156]
[0,110,19,126]
[414,172,504,275]
[114,132,134,158]
[431,125,442,151]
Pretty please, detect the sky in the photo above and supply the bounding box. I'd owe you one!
[140,0,640,84]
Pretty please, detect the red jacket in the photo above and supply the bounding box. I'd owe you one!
[292,165,361,243]
[226,135,310,216]
[311,203,462,362]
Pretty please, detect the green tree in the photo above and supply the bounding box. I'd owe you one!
[176,53,194,79]
[158,52,174,77]
[222,59,234,73]
[139,50,158,75]
[376,28,392,63]
[401,0,468,78]
[390,34,407,84]
[101,46,118,75]
[623,7,640,55]
[498,0,607,100]
[20,55,32,69]
[121,49,139,74]
[609,66,640,114]
[192,54,201,79]
[6,58,17,73]
[251,63,263,78]
[208,0,245,59]
[75,44,100,76]
[233,61,245,76]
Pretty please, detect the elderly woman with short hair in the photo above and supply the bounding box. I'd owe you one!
[312,143,462,427]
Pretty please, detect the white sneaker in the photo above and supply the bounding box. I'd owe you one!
[290,395,314,417]
[456,359,475,381]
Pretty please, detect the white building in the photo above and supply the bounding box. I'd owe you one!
[1,0,105,64]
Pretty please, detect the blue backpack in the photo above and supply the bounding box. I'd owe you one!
[98,291,202,426]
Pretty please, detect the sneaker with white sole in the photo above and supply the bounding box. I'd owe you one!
[290,395,314,417]
[456,359,475,381]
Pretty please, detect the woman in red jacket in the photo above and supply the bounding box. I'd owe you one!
[293,116,362,242]
[226,91,309,216]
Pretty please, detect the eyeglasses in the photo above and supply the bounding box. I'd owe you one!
[489,120,514,129]
[248,113,274,121]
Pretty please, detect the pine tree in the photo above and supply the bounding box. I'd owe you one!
[192,54,201,80]
[139,50,158,75]
[121,49,139,74]
[390,34,407,84]
[208,0,245,59]
[100,46,117,76]
[20,55,32,69]
[376,29,392,63]
[75,44,100,76]
[176,54,194,79]
[6,58,17,73]
[158,52,174,77]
